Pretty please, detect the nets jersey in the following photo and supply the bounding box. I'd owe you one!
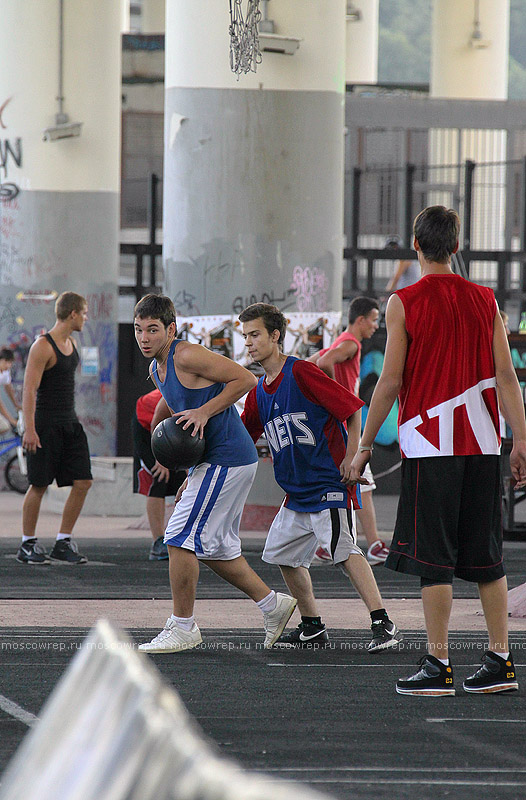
[317,331,361,394]
[242,356,363,512]
[396,274,500,458]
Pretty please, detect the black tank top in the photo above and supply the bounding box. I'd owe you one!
[35,333,79,425]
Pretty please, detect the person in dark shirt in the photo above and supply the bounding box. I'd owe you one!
[18,292,92,565]
[133,388,186,560]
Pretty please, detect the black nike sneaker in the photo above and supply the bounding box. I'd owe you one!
[274,622,329,649]
[16,538,50,564]
[367,619,403,652]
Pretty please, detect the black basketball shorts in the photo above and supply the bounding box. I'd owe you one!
[27,421,93,487]
[385,455,504,584]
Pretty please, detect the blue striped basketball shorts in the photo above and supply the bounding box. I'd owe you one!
[164,461,257,560]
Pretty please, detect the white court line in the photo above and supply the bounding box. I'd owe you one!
[0,694,37,727]
[427,718,526,724]
[261,767,526,773]
[267,662,526,668]
[298,780,526,787]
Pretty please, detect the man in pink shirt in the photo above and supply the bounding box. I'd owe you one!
[309,297,388,565]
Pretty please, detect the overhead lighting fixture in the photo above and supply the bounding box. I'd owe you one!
[43,0,83,142]
[469,0,490,48]
[259,34,301,55]
[258,1,301,55]
[346,2,362,21]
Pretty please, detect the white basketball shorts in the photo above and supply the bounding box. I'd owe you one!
[263,502,364,568]
[164,461,257,560]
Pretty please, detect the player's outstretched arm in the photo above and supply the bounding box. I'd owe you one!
[174,343,257,437]
[340,410,369,485]
[349,294,407,482]
[493,308,526,487]
[317,340,358,379]
[150,396,173,431]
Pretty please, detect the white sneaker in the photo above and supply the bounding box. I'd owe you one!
[138,618,202,653]
[263,593,297,649]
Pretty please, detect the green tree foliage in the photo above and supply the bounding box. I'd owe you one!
[378,0,431,84]
[378,0,526,97]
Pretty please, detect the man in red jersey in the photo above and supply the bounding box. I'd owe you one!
[132,388,186,560]
[309,297,389,565]
[350,205,526,697]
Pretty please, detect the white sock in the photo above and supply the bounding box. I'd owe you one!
[257,590,277,613]
[492,650,510,660]
[22,535,37,543]
[170,614,194,631]
[436,657,449,666]
[56,533,71,541]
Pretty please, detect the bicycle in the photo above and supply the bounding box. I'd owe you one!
[0,425,29,495]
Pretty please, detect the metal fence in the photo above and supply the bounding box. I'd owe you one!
[344,156,526,315]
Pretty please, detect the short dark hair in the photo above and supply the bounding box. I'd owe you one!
[55,292,87,321]
[0,348,14,361]
[238,303,286,345]
[348,297,379,324]
[134,294,176,329]
[413,206,460,264]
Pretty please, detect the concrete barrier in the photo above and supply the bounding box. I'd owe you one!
[44,457,146,517]
[43,456,284,520]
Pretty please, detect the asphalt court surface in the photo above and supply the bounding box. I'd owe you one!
[2,538,526,599]
[1,628,526,800]
[2,533,526,799]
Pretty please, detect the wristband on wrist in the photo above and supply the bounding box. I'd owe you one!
[358,443,373,452]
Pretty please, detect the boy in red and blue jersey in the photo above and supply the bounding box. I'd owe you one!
[240,303,401,651]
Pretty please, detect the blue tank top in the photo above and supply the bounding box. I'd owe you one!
[255,356,354,512]
[153,340,257,467]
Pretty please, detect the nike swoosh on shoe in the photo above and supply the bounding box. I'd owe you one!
[299,630,325,641]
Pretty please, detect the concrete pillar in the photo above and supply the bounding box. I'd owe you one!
[429,0,510,259]
[142,0,166,33]
[121,0,131,33]
[0,0,121,455]
[345,0,378,85]
[163,0,346,339]
[431,0,509,100]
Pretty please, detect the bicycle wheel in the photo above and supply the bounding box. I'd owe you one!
[5,454,30,494]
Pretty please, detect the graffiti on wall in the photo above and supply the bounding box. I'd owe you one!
[290,266,329,313]
[76,291,117,450]
[0,288,118,456]
[0,97,21,202]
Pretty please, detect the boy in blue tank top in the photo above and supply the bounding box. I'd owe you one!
[133,294,296,653]
[239,303,401,652]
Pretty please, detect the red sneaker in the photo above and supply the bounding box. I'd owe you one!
[366,539,389,565]
[314,546,332,562]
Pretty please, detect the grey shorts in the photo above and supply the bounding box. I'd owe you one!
[263,503,364,568]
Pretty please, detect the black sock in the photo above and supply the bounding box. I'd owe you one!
[370,609,389,624]
[301,616,323,628]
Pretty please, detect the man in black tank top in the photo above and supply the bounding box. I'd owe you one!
[17,292,92,565]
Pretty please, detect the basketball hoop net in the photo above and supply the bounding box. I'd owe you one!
[229,0,262,77]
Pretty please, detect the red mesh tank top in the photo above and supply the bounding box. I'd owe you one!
[395,274,500,458]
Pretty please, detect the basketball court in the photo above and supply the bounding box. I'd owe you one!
[1,493,526,799]
[1,3,525,799]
